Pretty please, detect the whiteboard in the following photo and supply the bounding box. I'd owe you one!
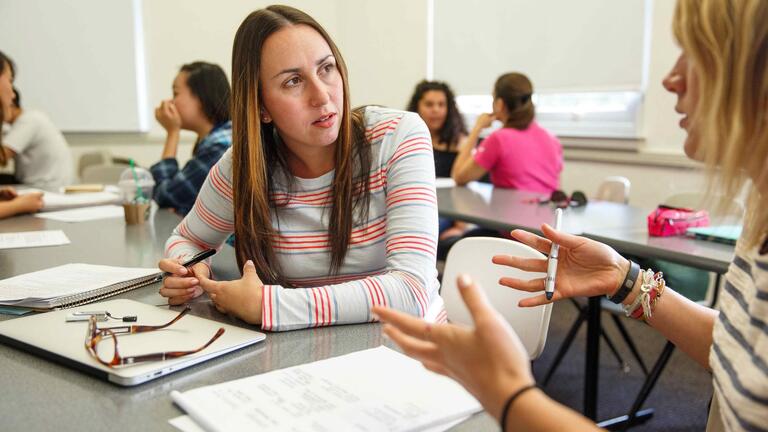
[0,0,149,132]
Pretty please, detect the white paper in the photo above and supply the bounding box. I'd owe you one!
[0,263,159,303]
[434,177,456,189]
[19,188,121,211]
[170,346,481,432]
[0,230,70,250]
[169,415,207,432]
[170,414,469,432]
[34,205,124,222]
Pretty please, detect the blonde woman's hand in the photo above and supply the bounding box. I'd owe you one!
[158,259,209,305]
[198,260,264,325]
[373,274,535,421]
[494,225,629,307]
[154,100,182,133]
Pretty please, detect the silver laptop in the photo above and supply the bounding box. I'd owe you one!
[0,299,265,386]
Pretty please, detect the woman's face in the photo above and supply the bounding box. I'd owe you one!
[0,61,15,119]
[259,24,343,156]
[663,53,701,159]
[417,90,448,136]
[172,71,206,130]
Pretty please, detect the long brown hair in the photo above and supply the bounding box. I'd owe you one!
[494,72,535,130]
[231,5,370,284]
[0,51,14,167]
[673,0,768,248]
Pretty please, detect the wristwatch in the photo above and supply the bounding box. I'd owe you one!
[607,260,641,304]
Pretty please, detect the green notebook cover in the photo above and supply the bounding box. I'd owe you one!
[686,225,742,245]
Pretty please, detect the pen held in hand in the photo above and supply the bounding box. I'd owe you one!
[545,208,563,300]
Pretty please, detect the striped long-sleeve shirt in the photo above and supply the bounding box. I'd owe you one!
[165,107,444,331]
[708,235,768,431]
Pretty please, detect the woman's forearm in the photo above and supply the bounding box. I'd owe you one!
[161,130,181,159]
[645,287,718,369]
[500,388,601,432]
[451,126,482,184]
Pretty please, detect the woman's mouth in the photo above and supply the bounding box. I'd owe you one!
[313,113,336,128]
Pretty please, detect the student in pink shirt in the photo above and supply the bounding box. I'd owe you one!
[452,72,562,194]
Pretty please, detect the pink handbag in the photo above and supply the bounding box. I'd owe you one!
[647,205,710,237]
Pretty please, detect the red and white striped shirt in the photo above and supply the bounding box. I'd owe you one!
[165,106,445,331]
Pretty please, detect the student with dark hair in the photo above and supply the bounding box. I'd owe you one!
[406,80,467,178]
[0,51,74,189]
[452,72,562,194]
[150,61,232,215]
[407,80,469,241]
[157,5,444,331]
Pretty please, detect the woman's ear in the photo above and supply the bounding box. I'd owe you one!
[260,109,272,123]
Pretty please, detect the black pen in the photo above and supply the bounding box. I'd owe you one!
[158,248,216,280]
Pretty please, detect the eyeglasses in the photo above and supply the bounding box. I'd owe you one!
[84,306,225,367]
[539,190,588,208]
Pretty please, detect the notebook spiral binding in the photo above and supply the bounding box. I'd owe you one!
[52,273,162,310]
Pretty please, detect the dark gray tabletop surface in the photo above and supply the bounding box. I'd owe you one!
[0,208,496,431]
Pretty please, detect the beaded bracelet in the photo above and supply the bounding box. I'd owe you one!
[624,269,665,321]
[500,384,537,430]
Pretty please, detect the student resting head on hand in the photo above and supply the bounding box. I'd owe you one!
[150,61,232,216]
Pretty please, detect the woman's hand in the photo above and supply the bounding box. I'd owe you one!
[0,186,17,201]
[198,260,264,325]
[13,192,44,213]
[373,274,535,421]
[158,258,209,305]
[473,112,496,131]
[494,225,629,307]
[154,100,182,133]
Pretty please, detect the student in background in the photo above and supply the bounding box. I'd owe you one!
[157,5,444,331]
[407,80,468,240]
[375,0,768,430]
[452,73,562,194]
[150,61,232,216]
[0,51,74,190]
[0,186,42,219]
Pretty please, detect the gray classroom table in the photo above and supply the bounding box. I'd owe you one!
[0,208,496,431]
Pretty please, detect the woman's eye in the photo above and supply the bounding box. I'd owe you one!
[321,63,335,74]
[285,76,301,87]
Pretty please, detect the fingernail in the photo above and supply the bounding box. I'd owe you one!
[187,287,196,293]
[246,260,254,267]
[458,274,472,286]
[371,312,379,321]
[190,279,199,285]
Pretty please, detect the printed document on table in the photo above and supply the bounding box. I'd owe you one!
[19,188,121,211]
[0,230,70,250]
[171,346,482,432]
[35,205,124,222]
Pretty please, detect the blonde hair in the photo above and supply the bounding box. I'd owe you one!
[673,0,768,248]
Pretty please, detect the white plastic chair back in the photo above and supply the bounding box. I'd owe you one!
[442,237,553,359]
[81,163,130,184]
[595,176,631,204]
[77,150,113,179]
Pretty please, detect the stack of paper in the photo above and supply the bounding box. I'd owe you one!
[170,346,482,432]
[35,205,124,222]
[0,264,160,309]
[19,188,122,211]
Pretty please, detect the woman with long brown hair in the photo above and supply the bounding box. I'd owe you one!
[157,5,444,331]
[375,0,768,430]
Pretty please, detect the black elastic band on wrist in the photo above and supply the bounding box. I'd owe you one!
[608,260,641,304]
[500,384,537,430]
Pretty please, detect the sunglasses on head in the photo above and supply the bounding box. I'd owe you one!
[539,190,588,208]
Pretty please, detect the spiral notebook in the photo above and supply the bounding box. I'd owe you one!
[0,264,161,310]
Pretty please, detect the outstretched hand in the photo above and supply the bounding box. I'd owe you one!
[373,274,535,420]
[493,225,629,307]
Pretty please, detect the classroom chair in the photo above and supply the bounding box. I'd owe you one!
[441,237,553,359]
[595,176,631,204]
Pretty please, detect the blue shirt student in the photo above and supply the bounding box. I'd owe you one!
[150,121,232,215]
